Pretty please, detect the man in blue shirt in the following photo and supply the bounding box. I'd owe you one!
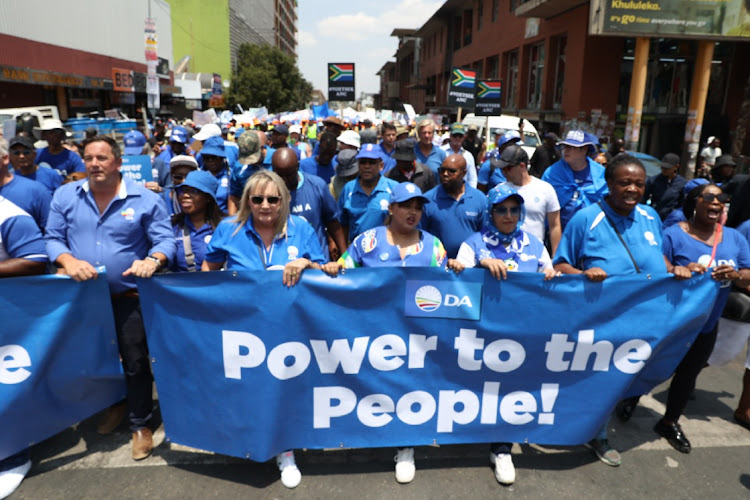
[45,135,175,462]
[643,153,687,221]
[543,130,608,230]
[0,142,52,231]
[8,136,62,194]
[34,119,85,176]
[0,195,47,499]
[414,119,446,176]
[422,154,487,258]
[301,132,338,184]
[338,143,398,243]
[477,130,521,193]
[199,136,230,212]
[155,125,189,165]
[380,122,397,173]
[272,148,347,260]
[229,130,267,215]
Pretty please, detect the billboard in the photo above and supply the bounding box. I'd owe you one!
[590,0,750,39]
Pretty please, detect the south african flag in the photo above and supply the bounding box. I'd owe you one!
[329,63,354,82]
[477,81,501,99]
[452,68,476,88]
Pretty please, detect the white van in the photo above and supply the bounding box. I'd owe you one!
[0,106,61,136]
[462,113,541,160]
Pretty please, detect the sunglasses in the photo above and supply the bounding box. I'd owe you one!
[438,167,461,175]
[250,195,281,205]
[171,173,186,182]
[701,193,729,204]
[177,187,203,197]
[493,206,522,216]
[10,149,34,156]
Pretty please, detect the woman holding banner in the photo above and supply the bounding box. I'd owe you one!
[553,154,690,467]
[202,170,327,488]
[655,183,750,453]
[446,183,557,486]
[328,182,446,484]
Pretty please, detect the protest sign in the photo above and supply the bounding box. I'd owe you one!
[120,155,153,186]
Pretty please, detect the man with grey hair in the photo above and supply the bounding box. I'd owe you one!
[414,119,446,176]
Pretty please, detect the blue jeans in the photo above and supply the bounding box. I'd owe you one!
[594,417,610,441]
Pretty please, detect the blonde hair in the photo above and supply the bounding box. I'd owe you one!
[417,119,435,133]
[234,170,290,237]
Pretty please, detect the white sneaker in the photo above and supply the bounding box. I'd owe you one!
[490,452,515,485]
[394,447,416,484]
[0,459,31,499]
[276,451,301,489]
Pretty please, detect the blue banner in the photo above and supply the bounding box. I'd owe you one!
[137,269,718,462]
[120,155,153,186]
[0,274,126,460]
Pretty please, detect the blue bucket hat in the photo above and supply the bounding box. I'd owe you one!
[123,130,146,155]
[484,184,526,242]
[179,170,219,204]
[390,182,430,204]
[170,126,189,144]
[201,135,226,157]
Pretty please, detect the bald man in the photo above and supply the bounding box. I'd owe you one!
[272,148,347,260]
[421,154,487,258]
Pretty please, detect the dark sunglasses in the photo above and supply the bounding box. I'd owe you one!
[171,173,186,182]
[177,187,203,197]
[701,193,729,204]
[493,206,522,216]
[10,149,34,156]
[438,167,461,175]
[202,154,222,161]
[250,195,281,205]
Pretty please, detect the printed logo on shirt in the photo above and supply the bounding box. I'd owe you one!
[465,211,479,217]
[505,259,518,271]
[221,177,229,187]
[380,199,389,210]
[405,280,482,320]
[361,230,377,253]
[204,235,212,244]
[121,207,135,221]
[643,231,658,246]
[379,252,389,261]
[287,246,299,260]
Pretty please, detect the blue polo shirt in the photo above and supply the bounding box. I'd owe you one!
[290,172,340,256]
[208,166,230,212]
[204,214,325,270]
[664,224,750,332]
[171,218,215,272]
[36,147,85,176]
[554,200,665,275]
[477,158,506,189]
[229,160,268,198]
[339,226,446,268]
[339,175,398,242]
[0,175,52,231]
[300,156,338,184]
[0,196,47,262]
[45,177,176,294]
[415,144,447,175]
[16,166,62,194]
[380,141,397,173]
[421,184,487,258]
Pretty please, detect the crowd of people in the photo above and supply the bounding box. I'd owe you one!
[2,115,750,495]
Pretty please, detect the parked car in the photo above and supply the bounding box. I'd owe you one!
[462,113,541,160]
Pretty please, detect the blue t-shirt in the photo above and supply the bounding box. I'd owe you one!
[208,167,230,212]
[457,230,551,273]
[338,175,399,242]
[204,214,325,270]
[229,160,268,199]
[0,196,48,262]
[554,200,666,275]
[542,157,608,230]
[300,156,337,184]
[171,218,214,272]
[415,144,447,175]
[16,166,62,194]
[421,184,487,258]
[339,226,446,268]
[737,219,750,243]
[663,224,750,332]
[35,147,85,176]
[663,208,687,228]
[0,175,52,231]
[477,158,507,189]
[290,172,340,256]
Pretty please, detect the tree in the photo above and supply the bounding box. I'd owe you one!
[226,43,313,113]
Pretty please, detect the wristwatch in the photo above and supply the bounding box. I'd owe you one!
[145,255,162,270]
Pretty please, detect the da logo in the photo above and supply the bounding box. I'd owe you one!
[415,285,442,311]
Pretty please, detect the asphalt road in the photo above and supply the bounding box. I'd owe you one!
[12,353,750,499]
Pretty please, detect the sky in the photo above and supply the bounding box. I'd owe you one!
[297,0,443,100]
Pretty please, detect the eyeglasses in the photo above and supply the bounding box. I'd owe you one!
[250,195,281,205]
[171,173,186,182]
[438,167,461,175]
[493,206,522,216]
[177,187,203,197]
[701,193,729,204]
[10,149,34,156]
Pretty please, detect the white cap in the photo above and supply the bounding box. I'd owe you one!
[193,123,221,141]
[289,125,302,135]
[337,130,361,149]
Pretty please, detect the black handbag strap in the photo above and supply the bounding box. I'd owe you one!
[597,202,641,274]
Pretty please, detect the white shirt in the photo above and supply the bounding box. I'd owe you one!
[503,177,560,245]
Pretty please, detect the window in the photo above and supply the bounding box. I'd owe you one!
[463,9,473,46]
[475,60,484,79]
[527,42,545,109]
[477,0,483,31]
[553,37,566,109]
[492,0,499,22]
[454,16,462,50]
[487,55,499,79]
[505,50,519,108]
